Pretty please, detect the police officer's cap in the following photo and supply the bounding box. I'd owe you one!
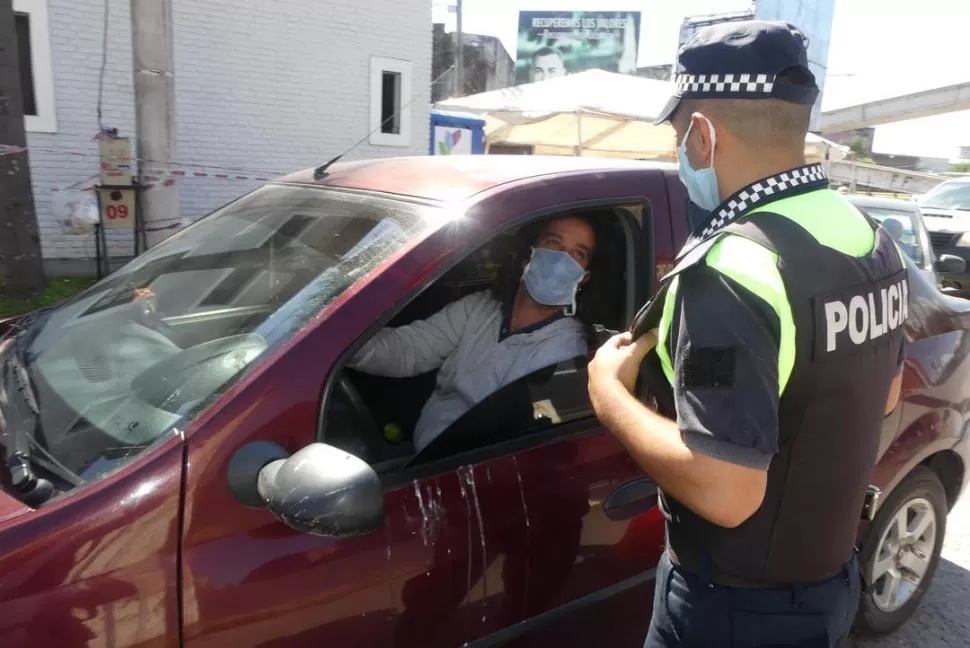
[655,20,820,125]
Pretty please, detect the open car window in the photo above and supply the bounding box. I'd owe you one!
[319,204,638,471]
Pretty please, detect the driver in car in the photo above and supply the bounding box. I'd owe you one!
[347,214,600,452]
[881,217,917,261]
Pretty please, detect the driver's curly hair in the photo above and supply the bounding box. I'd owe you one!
[490,210,618,354]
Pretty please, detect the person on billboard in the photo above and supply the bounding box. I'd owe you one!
[529,47,567,82]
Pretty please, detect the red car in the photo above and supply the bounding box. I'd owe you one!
[0,155,968,647]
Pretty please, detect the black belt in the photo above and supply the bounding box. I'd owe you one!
[667,544,840,590]
[668,549,779,589]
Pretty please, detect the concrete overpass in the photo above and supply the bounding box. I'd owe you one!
[826,159,944,194]
[820,82,970,134]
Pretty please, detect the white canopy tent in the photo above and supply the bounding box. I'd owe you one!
[436,70,849,162]
[437,70,675,159]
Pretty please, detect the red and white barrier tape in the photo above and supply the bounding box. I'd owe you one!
[49,169,273,193]
[1,142,287,179]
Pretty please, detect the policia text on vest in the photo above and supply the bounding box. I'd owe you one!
[823,275,908,354]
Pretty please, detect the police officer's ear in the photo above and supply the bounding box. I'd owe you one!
[685,112,717,167]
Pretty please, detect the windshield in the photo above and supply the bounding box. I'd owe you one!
[920,181,970,211]
[857,205,925,267]
[0,184,438,493]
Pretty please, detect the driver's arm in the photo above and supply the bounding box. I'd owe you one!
[348,291,487,378]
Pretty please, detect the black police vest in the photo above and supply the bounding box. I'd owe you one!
[632,207,907,585]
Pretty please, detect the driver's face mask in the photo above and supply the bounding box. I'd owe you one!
[521,247,588,316]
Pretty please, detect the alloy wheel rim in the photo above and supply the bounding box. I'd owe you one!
[870,496,937,613]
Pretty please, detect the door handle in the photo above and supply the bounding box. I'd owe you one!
[603,477,658,520]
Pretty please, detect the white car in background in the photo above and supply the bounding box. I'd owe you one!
[916,178,970,297]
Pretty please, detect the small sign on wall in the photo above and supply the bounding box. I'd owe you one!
[98,187,136,230]
[99,137,133,185]
[433,126,473,155]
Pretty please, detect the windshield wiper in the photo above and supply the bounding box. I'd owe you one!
[1,305,55,345]
[3,330,83,503]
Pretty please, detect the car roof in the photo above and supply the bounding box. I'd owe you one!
[276,155,677,202]
[846,193,919,212]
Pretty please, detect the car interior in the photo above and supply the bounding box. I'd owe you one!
[323,206,640,471]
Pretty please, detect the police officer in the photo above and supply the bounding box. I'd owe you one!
[588,20,907,647]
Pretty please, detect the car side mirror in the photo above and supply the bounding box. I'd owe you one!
[935,254,966,274]
[228,441,384,537]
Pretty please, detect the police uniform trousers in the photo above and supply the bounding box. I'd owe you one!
[644,551,862,648]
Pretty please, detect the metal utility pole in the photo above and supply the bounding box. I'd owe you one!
[0,0,46,298]
[131,0,179,248]
[454,0,464,97]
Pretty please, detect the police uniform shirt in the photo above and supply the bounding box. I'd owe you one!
[658,168,907,471]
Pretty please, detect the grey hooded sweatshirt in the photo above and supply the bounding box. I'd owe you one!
[348,290,587,452]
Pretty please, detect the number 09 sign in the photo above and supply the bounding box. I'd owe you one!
[98,188,137,230]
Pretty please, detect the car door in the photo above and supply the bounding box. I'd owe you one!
[500,416,665,648]
[342,195,668,647]
[354,198,664,647]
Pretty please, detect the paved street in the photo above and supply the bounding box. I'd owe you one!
[857,492,970,647]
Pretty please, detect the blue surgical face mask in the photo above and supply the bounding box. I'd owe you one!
[522,247,587,316]
[676,116,721,212]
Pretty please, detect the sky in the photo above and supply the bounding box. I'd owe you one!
[432,0,970,160]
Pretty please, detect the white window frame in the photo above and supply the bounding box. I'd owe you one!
[14,0,58,133]
[369,56,412,148]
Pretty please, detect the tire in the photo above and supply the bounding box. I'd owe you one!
[853,466,948,637]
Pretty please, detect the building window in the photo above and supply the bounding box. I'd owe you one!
[12,0,57,133]
[380,71,401,134]
[369,57,412,147]
[14,13,36,116]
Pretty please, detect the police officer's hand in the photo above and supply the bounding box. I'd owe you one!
[589,329,658,399]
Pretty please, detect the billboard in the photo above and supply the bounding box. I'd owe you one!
[515,11,641,86]
[754,0,837,132]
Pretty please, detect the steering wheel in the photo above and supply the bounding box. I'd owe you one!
[130,334,268,412]
[331,374,387,462]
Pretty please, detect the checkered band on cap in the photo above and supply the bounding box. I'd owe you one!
[676,73,776,96]
[700,164,828,238]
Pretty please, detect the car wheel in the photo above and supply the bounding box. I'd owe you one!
[853,466,947,637]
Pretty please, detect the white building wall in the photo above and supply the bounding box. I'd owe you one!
[21,0,137,268]
[22,0,432,272]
